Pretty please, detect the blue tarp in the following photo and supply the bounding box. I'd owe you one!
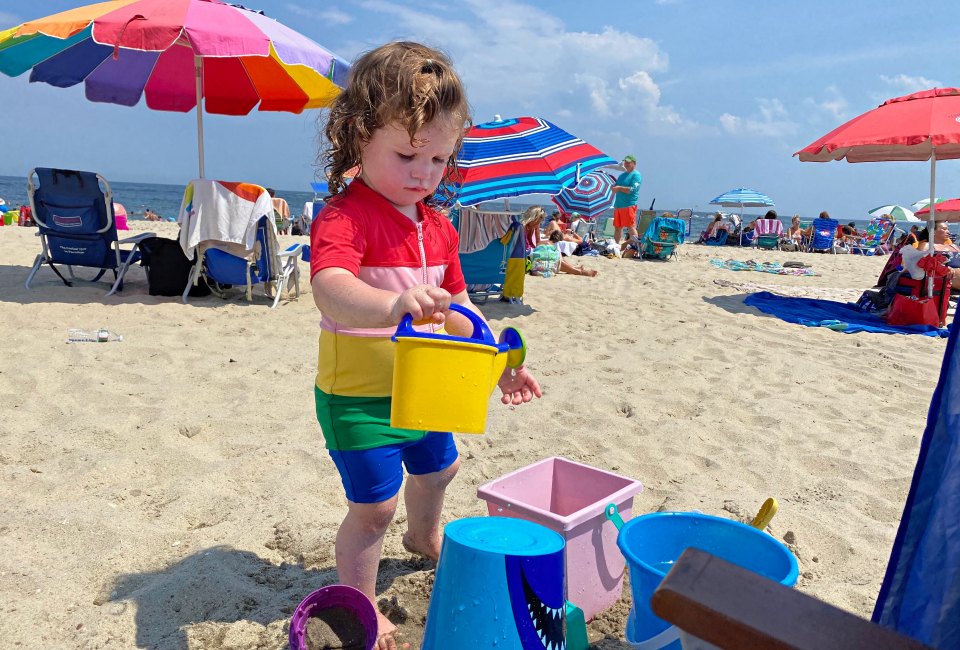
[873,315,960,648]
[743,291,949,337]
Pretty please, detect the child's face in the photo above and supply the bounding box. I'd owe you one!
[359,118,459,217]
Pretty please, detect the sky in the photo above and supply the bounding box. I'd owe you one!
[1,0,959,218]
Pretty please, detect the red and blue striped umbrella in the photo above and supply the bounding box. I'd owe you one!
[551,170,615,218]
[452,116,616,206]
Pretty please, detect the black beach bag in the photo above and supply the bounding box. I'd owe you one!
[139,236,210,297]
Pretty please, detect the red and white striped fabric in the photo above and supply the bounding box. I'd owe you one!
[753,219,784,237]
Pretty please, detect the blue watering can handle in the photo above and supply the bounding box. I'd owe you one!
[605,503,625,531]
[396,303,495,344]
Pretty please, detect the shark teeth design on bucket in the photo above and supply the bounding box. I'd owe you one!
[505,552,566,649]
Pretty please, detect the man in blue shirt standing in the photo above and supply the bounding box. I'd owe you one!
[611,154,642,245]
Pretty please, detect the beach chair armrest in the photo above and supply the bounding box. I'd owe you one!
[278,243,303,259]
[118,232,157,245]
[651,548,932,650]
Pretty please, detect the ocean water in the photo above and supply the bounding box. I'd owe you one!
[0,174,317,223]
[1,173,909,238]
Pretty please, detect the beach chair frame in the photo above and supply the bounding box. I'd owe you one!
[25,168,154,296]
[182,215,302,308]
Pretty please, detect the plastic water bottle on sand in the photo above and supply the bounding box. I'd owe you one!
[67,328,123,343]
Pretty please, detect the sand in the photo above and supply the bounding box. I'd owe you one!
[0,220,946,648]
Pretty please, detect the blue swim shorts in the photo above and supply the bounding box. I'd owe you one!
[328,432,458,504]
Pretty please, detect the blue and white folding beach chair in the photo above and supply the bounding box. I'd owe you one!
[25,168,154,295]
[184,215,302,308]
[808,217,839,253]
[178,179,301,308]
[640,216,685,260]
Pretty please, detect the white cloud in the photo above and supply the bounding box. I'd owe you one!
[880,73,941,94]
[358,0,698,135]
[719,98,797,137]
[801,85,850,123]
[285,3,353,25]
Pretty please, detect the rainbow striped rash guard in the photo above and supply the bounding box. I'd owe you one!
[309,180,466,451]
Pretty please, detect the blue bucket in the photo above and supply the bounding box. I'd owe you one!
[618,512,798,650]
[422,517,566,649]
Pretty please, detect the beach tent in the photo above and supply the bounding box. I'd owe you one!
[873,316,960,648]
[0,1,350,178]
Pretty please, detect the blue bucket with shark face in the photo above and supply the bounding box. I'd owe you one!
[422,517,565,650]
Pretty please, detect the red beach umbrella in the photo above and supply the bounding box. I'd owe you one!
[916,199,960,223]
[796,88,960,282]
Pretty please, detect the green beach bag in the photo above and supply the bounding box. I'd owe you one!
[529,244,560,276]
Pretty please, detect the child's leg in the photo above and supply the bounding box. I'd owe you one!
[400,432,461,561]
[402,458,461,561]
[336,496,400,646]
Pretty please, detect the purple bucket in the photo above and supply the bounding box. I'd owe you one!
[288,584,378,650]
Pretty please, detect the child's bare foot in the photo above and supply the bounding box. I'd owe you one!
[374,611,397,650]
[401,531,441,563]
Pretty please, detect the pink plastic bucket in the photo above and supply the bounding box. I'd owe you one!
[477,456,643,620]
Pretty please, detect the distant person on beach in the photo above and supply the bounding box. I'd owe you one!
[144,208,160,222]
[802,210,831,238]
[698,213,727,243]
[309,41,541,650]
[523,206,548,248]
[267,188,290,234]
[611,154,642,245]
[548,231,598,275]
[782,215,804,250]
[901,228,960,290]
[901,224,920,247]
[543,211,582,243]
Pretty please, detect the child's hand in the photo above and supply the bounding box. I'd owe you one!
[390,285,452,325]
[498,365,543,405]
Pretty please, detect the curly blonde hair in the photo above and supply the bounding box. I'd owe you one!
[320,41,471,206]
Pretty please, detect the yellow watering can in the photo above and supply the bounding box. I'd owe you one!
[390,304,526,434]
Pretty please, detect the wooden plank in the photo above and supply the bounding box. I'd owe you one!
[650,548,933,650]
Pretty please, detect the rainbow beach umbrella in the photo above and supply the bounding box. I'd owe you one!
[452,116,617,206]
[0,1,350,177]
[551,170,615,218]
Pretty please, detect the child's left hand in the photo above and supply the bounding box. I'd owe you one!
[498,365,543,405]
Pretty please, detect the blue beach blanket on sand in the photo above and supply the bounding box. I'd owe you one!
[743,291,949,337]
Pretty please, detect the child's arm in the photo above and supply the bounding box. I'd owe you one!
[312,267,453,328]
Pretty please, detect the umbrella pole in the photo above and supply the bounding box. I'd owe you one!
[927,149,937,297]
[194,55,205,179]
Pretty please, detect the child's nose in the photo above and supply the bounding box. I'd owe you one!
[410,160,431,180]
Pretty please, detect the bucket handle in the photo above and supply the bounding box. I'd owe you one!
[395,303,495,344]
[605,503,625,531]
